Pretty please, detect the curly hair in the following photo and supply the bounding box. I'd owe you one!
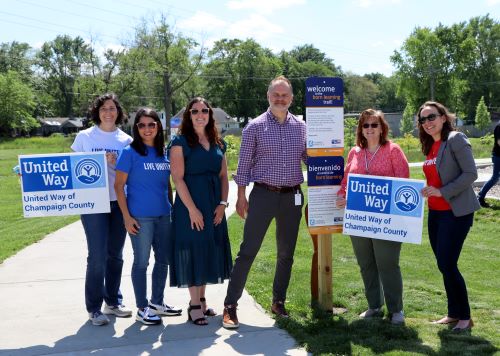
[179,97,223,148]
[130,107,165,157]
[417,101,456,155]
[356,109,390,148]
[88,93,125,126]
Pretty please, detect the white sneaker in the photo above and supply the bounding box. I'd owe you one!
[391,311,405,325]
[88,311,110,326]
[136,307,162,325]
[148,302,182,316]
[103,304,133,317]
[359,308,384,318]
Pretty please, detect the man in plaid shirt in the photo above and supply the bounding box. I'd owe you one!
[222,76,307,329]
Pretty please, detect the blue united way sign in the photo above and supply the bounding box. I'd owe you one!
[343,174,425,244]
[19,152,110,217]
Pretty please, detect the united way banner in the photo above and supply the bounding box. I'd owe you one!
[19,152,110,217]
[343,174,425,244]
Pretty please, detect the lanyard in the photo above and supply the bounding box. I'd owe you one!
[364,145,381,174]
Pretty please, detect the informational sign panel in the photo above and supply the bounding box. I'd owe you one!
[19,152,110,217]
[306,77,345,234]
[342,174,425,244]
[306,77,344,151]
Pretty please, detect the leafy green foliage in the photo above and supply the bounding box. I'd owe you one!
[392,15,499,122]
[475,96,490,134]
[400,102,416,136]
[0,71,38,135]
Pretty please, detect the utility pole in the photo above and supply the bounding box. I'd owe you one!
[163,72,172,141]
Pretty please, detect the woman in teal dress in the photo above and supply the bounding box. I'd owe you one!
[169,97,233,326]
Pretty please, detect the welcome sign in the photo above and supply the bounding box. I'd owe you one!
[19,152,110,217]
[343,174,425,244]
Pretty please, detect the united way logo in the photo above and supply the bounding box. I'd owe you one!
[394,185,420,212]
[75,159,102,184]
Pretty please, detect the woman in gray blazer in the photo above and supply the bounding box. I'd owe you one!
[418,101,480,333]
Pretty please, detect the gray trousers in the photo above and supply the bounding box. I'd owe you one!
[350,236,403,313]
[225,185,303,305]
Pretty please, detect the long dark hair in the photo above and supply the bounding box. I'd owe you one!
[89,93,125,125]
[417,101,456,155]
[179,97,222,148]
[356,109,389,148]
[130,107,165,157]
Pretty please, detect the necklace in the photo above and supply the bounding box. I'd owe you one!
[364,144,381,174]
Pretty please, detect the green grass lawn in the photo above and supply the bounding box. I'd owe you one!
[226,186,499,355]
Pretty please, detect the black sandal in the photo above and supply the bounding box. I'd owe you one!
[200,297,217,316]
[187,304,207,326]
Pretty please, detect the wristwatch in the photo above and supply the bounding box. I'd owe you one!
[219,201,229,207]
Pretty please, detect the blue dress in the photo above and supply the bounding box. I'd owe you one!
[168,135,233,287]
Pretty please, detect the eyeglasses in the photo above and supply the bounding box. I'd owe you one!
[190,108,210,115]
[418,113,440,124]
[136,122,158,129]
[362,123,379,129]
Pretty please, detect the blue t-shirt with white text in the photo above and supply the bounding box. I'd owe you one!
[116,145,171,217]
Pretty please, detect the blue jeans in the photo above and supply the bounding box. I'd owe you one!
[478,154,500,199]
[428,209,473,320]
[130,215,173,309]
[81,201,127,313]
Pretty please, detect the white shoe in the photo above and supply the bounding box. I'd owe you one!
[103,304,133,317]
[136,307,162,325]
[148,302,182,316]
[88,311,110,326]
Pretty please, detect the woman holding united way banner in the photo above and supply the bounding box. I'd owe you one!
[71,93,133,326]
[336,109,409,325]
[115,108,181,325]
[418,101,479,332]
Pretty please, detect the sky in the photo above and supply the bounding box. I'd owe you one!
[0,0,498,76]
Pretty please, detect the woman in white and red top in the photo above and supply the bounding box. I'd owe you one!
[418,101,479,332]
[337,109,409,325]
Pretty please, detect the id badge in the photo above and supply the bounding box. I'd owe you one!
[295,192,302,206]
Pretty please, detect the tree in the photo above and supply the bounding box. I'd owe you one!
[36,35,92,117]
[204,39,281,123]
[120,18,204,136]
[0,71,38,135]
[391,27,450,106]
[282,44,341,115]
[391,15,499,120]
[400,102,416,136]
[475,96,490,134]
[364,73,405,112]
[0,41,33,81]
[344,73,380,112]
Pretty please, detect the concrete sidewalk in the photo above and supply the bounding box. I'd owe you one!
[0,181,308,356]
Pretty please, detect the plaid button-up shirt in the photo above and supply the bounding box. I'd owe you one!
[234,109,307,187]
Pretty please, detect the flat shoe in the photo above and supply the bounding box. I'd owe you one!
[432,316,459,324]
[452,319,474,332]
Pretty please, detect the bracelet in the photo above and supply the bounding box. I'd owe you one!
[219,201,229,207]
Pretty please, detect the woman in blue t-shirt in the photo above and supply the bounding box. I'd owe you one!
[115,108,181,325]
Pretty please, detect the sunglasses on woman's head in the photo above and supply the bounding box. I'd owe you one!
[190,108,210,115]
[362,123,379,129]
[418,113,440,124]
[136,122,157,129]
